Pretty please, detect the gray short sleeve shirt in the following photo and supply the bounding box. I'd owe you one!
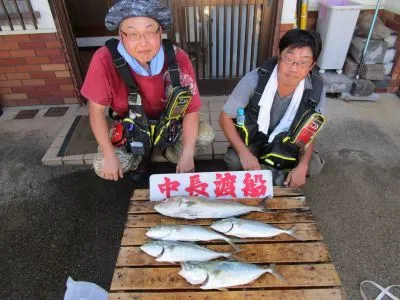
[223,69,326,132]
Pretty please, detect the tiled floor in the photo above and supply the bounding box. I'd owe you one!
[41,96,229,166]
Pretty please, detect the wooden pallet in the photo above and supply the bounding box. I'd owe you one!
[109,188,346,300]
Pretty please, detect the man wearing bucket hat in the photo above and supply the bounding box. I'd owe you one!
[81,0,214,181]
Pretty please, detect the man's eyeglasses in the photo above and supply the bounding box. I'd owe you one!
[120,26,160,41]
[280,56,313,69]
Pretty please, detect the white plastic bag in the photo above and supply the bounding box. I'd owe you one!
[64,277,108,300]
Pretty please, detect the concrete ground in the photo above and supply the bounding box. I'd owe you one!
[0,94,399,299]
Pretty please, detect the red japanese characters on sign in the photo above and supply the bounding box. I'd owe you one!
[185,174,209,197]
[150,170,273,201]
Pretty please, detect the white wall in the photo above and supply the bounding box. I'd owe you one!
[0,0,56,35]
[385,0,400,14]
[282,0,388,24]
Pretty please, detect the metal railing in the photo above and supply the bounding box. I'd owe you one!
[0,0,39,31]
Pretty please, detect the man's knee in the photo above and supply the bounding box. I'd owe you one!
[307,150,325,176]
[196,121,215,147]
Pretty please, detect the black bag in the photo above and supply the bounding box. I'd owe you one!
[259,132,300,170]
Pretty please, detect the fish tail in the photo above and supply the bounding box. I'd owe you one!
[286,226,302,240]
[224,237,241,252]
[267,264,288,282]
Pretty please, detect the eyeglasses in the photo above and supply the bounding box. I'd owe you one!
[280,56,313,69]
[120,26,160,41]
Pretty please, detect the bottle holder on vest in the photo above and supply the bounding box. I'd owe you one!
[259,111,325,170]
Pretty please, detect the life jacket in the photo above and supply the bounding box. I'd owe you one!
[105,39,192,156]
[235,57,325,170]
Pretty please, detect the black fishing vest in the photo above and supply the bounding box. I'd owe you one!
[239,57,324,146]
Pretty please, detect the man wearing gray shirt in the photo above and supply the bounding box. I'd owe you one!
[219,29,326,187]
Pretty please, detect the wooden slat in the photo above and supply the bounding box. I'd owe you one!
[110,263,341,291]
[109,288,346,300]
[131,188,304,201]
[126,211,313,227]
[121,223,322,246]
[116,242,330,266]
[128,196,307,214]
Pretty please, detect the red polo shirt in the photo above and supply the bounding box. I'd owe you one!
[81,45,202,119]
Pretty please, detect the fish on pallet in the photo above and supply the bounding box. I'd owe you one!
[210,217,300,239]
[153,196,267,219]
[146,225,239,250]
[179,260,286,290]
[140,240,232,262]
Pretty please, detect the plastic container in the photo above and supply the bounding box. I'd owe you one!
[64,277,108,300]
[236,108,245,126]
[316,0,362,73]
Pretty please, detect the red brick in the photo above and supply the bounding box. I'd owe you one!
[0,99,18,107]
[25,57,51,64]
[17,98,41,106]
[2,35,30,42]
[10,50,36,58]
[0,80,22,88]
[0,74,6,80]
[0,51,11,58]
[30,72,56,79]
[0,66,16,73]
[0,42,19,51]
[6,73,30,80]
[0,88,12,93]
[59,84,75,91]
[19,42,46,50]
[11,86,37,93]
[15,65,41,72]
[36,84,59,92]
[64,97,79,104]
[35,48,62,56]
[22,79,46,86]
[395,14,400,23]
[50,55,66,64]
[26,91,52,98]
[41,64,67,71]
[46,78,72,85]
[45,41,62,48]
[50,90,76,98]
[55,71,71,78]
[30,33,58,41]
[2,93,28,100]
[40,98,65,105]
[0,58,26,65]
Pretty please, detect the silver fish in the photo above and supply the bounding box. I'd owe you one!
[179,261,286,289]
[153,196,266,219]
[210,218,300,239]
[140,240,232,262]
[146,225,240,250]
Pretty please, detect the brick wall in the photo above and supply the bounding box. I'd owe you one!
[0,33,79,107]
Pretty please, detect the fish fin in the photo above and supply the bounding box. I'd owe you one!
[267,264,288,283]
[224,238,241,252]
[286,226,303,241]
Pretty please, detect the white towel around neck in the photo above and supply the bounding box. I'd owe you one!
[257,66,305,142]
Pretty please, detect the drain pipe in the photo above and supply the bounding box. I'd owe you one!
[299,0,309,29]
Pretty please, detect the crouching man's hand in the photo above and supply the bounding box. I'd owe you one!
[284,164,307,188]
